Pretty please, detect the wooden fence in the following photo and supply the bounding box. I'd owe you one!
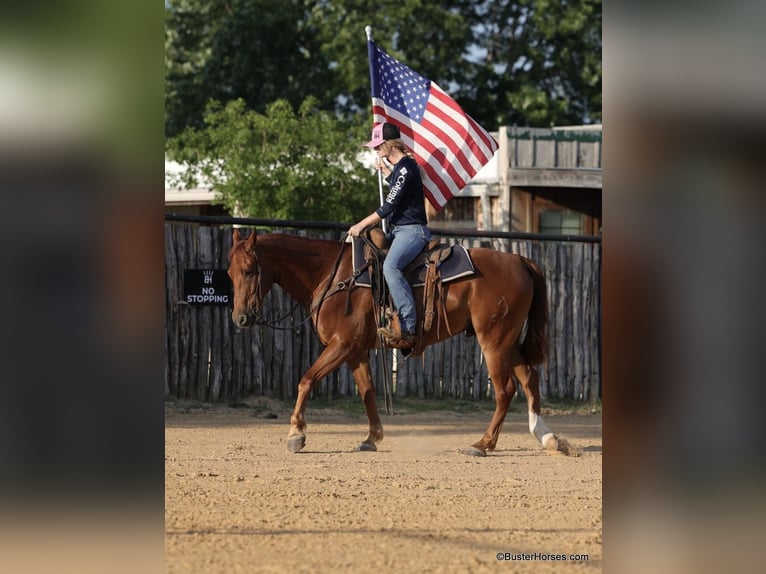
[165,222,601,403]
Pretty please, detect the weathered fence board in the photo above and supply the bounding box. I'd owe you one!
[508,127,602,170]
[164,223,601,403]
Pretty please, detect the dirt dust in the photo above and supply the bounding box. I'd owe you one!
[166,398,602,573]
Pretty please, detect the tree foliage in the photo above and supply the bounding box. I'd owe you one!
[466,0,602,127]
[303,0,476,118]
[166,0,601,134]
[166,97,379,221]
[165,0,336,138]
[165,0,601,220]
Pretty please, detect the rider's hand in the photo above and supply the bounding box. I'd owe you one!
[348,223,365,237]
[375,157,391,176]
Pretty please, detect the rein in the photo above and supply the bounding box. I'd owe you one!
[252,299,310,330]
[248,251,312,331]
[251,235,364,333]
[310,238,347,326]
[310,234,370,329]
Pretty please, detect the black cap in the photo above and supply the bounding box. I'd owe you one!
[381,122,400,140]
[364,122,401,147]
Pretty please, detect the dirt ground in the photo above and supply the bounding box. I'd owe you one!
[165,398,602,573]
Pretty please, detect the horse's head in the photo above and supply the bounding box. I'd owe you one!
[228,229,273,328]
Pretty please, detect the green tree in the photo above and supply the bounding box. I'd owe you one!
[304,0,476,118]
[166,97,379,221]
[303,0,600,127]
[465,0,602,127]
[166,0,601,137]
[165,0,335,137]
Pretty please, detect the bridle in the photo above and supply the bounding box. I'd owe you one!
[245,251,264,323]
[244,252,312,331]
[243,236,362,333]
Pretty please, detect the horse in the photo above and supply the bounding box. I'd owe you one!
[228,228,565,457]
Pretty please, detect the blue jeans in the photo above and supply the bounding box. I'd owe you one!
[383,224,431,333]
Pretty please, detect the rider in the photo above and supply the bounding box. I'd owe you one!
[348,122,431,349]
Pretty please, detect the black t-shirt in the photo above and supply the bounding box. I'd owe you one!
[375,156,428,226]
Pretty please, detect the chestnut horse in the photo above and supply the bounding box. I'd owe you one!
[228,228,562,457]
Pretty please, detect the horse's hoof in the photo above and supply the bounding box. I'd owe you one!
[460,447,487,457]
[355,442,377,452]
[542,434,559,451]
[287,436,306,453]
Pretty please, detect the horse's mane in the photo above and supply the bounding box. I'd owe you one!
[254,233,345,257]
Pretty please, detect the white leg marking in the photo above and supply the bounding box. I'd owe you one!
[528,410,555,446]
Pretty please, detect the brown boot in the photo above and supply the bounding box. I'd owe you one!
[384,331,416,349]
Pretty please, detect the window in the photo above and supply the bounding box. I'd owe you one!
[428,197,476,226]
[539,210,582,235]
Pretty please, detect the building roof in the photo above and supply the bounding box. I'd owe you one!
[165,158,220,205]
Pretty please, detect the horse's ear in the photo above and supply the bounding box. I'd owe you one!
[244,229,257,253]
[232,229,241,243]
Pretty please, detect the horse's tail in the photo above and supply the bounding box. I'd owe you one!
[520,257,549,366]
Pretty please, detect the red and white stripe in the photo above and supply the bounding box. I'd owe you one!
[372,84,498,210]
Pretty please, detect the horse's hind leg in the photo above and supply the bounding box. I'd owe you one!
[513,355,559,451]
[347,352,384,452]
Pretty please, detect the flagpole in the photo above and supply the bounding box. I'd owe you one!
[365,25,388,235]
[365,26,394,418]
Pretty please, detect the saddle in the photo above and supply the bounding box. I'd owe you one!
[351,228,475,355]
[364,228,451,283]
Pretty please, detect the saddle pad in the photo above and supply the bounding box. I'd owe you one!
[352,236,475,288]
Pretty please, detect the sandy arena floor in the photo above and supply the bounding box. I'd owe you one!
[166,398,602,573]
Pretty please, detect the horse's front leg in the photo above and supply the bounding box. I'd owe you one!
[347,352,384,452]
[463,346,515,457]
[287,336,350,453]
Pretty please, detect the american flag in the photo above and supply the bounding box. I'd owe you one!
[367,40,499,211]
